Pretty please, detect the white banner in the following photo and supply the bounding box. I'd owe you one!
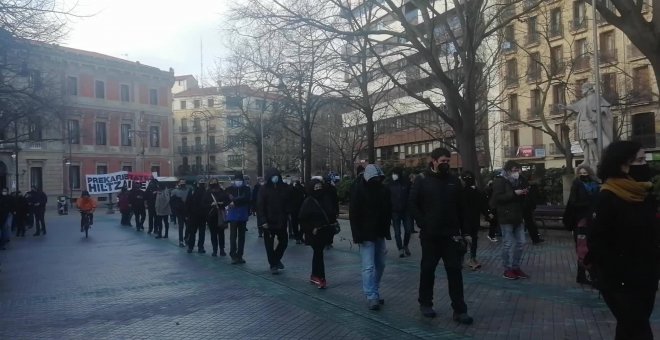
[86,171,130,195]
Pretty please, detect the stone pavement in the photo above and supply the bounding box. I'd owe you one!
[0,211,658,340]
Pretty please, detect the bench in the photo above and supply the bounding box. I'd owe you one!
[533,205,565,228]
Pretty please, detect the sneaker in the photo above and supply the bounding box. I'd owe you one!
[470,259,482,270]
[502,269,518,280]
[219,250,226,256]
[399,249,405,258]
[179,242,185,248]
[487,235,499,242]
[368,299,381,311]
[318,278,327,289]
[211,252,217,257]
[231,258,241,265]
[155,235,162,239]
[270,267,279,275]
[187,248,193,254]
[309,275,322,285]
[453,312,474,325]
[277,261,285,270]
[420,305,437,318]
[513,268,529,279]
[198,249,206,254]
[404,247,411,256]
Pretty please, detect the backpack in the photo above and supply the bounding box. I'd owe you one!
[170,194,184,214]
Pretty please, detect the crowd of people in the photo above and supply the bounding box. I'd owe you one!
[0,186,48,247]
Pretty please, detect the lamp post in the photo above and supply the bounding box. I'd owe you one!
[591,1,604,157]
[12,119,19,192]
[129,129,147,172]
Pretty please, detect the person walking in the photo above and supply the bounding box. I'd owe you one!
[204,178,229,257]
[76,191,97,232]
[0,188,13,249]
[144,180,158,234]
[485,180,501,242]
[349,164,391,311]
[586,141,658,340]
[389,168,412,258]
[492,160,530,280]
[252,177,264,237]
[409,148,473,324]
[257,168,291,274]
[117,187,132,227]
[30,186,47,236]
[520,173,544,244]
[564,164,600,285]
[171,179,190,247]
[186,179,208,254]
[226,174,251,264]
[13,191,29,237]
[460,171,489,271]
[154,185,171,239]
[299,179,337,289]
[128,183,146,230]
[289,180,306,244]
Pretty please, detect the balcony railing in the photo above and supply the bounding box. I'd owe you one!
[527,69,541,82]
[506,109,520,121]
[527,107,541,120]
[193,125,203,133]
[548,143,564,155]
[570,18,587,31]
[525,32,540,45]
[630,89,653,103]
[630,133,660,148]
[600,49,618,64]
[178,145,206,154]
[550,61,565,76]
[549,24,563,39]
[573,55,590,71]
[179,126,189,133]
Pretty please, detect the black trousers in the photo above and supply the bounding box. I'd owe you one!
[311,239,326,279]
[229,221,247,259]
[15,214,26,237]
[120,210,132,226]
[601,288,656,340]
[156,215,169,237]
[523,210,541,242]
[264,228,288,267]
[289,213,301,240]
[133,208,146,229]
[418,235,468,314]
[34,207,46,234]
[208,218,225,254]
[176,213,187,243]
[147,207,157,232]
[187,217,206,250]
[488,217,501,238]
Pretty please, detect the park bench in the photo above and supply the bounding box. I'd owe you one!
[533,205,565,228]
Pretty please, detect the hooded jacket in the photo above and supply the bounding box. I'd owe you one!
[491,173,526,225]
[388,178,409,213]
[128,188,146,210]
[257,168,291,230]
[349,175,391,243]
[203,187,229,223]
[409,169,464,237]
[155,189,171,216]
[226,184,251,222]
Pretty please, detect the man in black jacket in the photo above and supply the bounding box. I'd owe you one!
[289,180,306,244]
[389,168,412,258]
[128,184,146,230]
[144,180,158,234]
[409,148,473,324]
[186,179,208,253]
[349,164,391,311]
[492,160,530,280]
[29,187,48,236]
[460,171,490,270]
[257,168,291,274]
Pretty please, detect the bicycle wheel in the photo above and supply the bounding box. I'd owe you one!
[85,223,88,238]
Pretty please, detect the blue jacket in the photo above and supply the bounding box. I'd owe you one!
[226,185,251,222]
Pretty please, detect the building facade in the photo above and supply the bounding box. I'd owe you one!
[0,39,174,200]
[499,0,659,169]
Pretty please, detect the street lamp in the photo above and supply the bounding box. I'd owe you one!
[10,151,17,192]
[129,129,147,172]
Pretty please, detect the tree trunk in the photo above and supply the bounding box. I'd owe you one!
[456,127,480,179]
[304,122,313,182]
[564,150,574,172]
[365,111,375,163]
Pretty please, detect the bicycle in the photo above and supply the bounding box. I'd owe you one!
[80,211,92,238]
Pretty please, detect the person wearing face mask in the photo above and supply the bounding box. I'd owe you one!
[564,164,600,285]
[388,168,412,258]
[298,179,338,288]
[586,141,658,340]
[409,148,472,324]
[323,174,340,250]
[225,173,251,264]
[0,188,12,249]
[349,164,391,311]
[257,168,291,274]
[186,179,208,254]
[203,178,229,257]
[171,179,190,247]
[492,160,530,281]
[289,180,306,244]
[460,171,490,270]
[252,177,264,236]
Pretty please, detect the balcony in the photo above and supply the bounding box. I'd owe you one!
[506,75,519,87]
[527,108,541,120]
[549,24,563,39]
[548,104,564,115]
[525,32,540,46]
[178,145,206,154]
[25,141,43,150]
[193,125,203,133]
[627,44,644,59]
[526,69,541,83]
[630,89,653,103]
[573,55,590,71]
[570,18,587,31]
[505,109,520,122]
[600,49,617,64]
[207,144,220,153]
[550,61,565,76]
[631,133,660,148]
[180,126,190,133]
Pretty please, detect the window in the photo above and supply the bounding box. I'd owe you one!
[506,58,518,85]
[151,166,160,176]
[228,155,243,168]
[599,31,616,63]
[121,123,132,146]
[550,45,563,75]
[120,84,130,102]
[208,135,216,147]
[226,97,242,109]
[207,98,214,107]
[526,16,538,44]
[150,126,160,147]
[95,80,105,99]
[530,89,542,117]
[67,76,78,96]
[227,135,243,148]
[30,167,43,190]
[28,119,42,140]
[180,100,186,110]
[149,89,158,106]
[552,84,566,106]
[572,0,586,30]
[555,123,568,144]
[527,52,541,80]
[122,165,132,172]
[209,155,216,164]
[550,8,563,38]
[632,66,651,100]
[194,99,201,108]
[67,120,80,144]
[193,117,202,131]
[532,128,543,146]
[508,94,519,119]
[574,38,589,70]
[227,116,242,128]
[95,122,107,145]
[602,73,618,103]
[69,165,81,189]
[96,165,108,175]
[632,113,656,148]
[510,129,520,148]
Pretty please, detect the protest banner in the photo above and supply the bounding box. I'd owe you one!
[86,172,154,194]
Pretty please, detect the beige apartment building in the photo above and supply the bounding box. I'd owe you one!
[500,0,659,169]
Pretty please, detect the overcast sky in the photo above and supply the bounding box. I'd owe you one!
[62,0,230,86]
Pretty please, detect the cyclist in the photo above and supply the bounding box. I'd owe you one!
[76,191,97,232]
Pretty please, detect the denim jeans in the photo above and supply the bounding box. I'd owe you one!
[392,212,412,250]
[501,223,525,270]
[359,238,387,301]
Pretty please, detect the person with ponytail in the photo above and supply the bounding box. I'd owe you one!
[586,141,658,340]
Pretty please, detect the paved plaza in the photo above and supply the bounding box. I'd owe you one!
[0,211,658,339]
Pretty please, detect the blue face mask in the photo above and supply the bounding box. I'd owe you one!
[271,176,279,184]
[234,181,243,187]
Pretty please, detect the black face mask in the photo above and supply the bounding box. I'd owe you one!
[629,164,653,182]
[579,175,590,182]
[463,177,475,187]
[436,163,450,174]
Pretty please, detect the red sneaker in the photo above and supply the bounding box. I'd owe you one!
[502,269,518,280]
[513,269,530,279]
[309,276,322,285]
[317,278,327,289]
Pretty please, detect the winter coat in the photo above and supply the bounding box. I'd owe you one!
[170,187,190,215]
[128,188,146,211]
[0,194,13,223]
[409,170,464,238]
[225,185,251,222]
[563,179,599,230]
[251,184,261,212]
[587,189,659,291]
[76,197,97,212]
[187,186,207,220]
[388,180,409,213]
[257,169,291,230]
[462,185,489,232]
[145,186,157,210]
[117,191,131,212]
[289,184,306,215]
[155,190,171,216]
[203,188,229,223]
[27,190,47,209]
[298,190,336,246]
[491,175,526,226]
[349,177,391,243]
